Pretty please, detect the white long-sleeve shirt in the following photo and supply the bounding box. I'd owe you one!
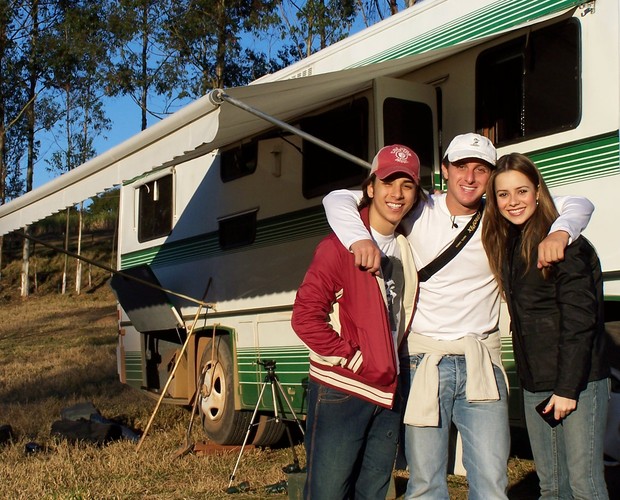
[322,191,593,342]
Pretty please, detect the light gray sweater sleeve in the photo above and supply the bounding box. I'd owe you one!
[321,189,369,250]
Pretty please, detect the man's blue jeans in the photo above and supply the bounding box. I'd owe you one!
[401,354,510,499]
[523,378,610,499]
[303,379,401,499]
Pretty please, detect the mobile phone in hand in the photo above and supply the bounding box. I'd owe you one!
[535,395,561,428]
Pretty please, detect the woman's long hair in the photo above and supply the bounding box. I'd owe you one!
[481,153,559,292]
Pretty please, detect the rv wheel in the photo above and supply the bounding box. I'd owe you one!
[252,414,285,446]
[199,337,250,445]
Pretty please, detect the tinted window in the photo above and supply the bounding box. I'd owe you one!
[300,98,369,198]
[219,210,257,250]
[476,19,580,145]
[138,174,173,242]
[220,141,258,182]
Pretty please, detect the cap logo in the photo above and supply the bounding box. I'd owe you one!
[471,137,480,147]
[390,146,412,163]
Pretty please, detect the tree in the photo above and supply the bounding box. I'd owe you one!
[107,0,181,131]
[16,0,49,297]
[160,0,282,98]
[43,0,113,294]
[280,0,357,58]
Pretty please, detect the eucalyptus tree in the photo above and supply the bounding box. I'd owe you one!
[13,0,61,296]
[0,0,26,281]
[43,0,113,294]
[107,0,180,131]
[0,0,27,205]
[160,0,282,99]
[276,0,357,59]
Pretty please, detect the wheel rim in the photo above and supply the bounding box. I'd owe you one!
[200,360,226,423]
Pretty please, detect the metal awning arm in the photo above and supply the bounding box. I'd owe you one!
[208,88,372,170]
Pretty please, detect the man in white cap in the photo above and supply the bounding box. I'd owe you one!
[321,133,594,499]
[293,145,423,499]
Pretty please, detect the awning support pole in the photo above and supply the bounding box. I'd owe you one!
[208,88,372,170]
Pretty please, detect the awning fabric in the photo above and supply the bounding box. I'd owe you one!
[0,5,576,236]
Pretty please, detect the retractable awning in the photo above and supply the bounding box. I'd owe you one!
[0,4,577,235]
[0,46,465,235]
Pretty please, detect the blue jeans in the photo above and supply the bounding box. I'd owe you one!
[523,378,610,499]
[401,354,510,499]
[304,379,401,499]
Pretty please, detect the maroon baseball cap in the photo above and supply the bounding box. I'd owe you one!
[370,145,420,183]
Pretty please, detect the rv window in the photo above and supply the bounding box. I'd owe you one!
[383,97,434,190]
[476,19,580,144]
[219,210,257,250]
[137,174,173,242]
[300,97,369,198]
[220,141,258,182]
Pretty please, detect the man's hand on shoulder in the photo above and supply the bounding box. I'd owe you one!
[350,240,381,275]
[537,230,570,269]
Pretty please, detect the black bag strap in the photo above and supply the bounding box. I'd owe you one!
[418,205,484,282]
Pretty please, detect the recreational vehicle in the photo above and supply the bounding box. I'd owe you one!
[0,0,617,447]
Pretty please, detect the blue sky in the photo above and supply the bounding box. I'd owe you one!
[33,92,194,190]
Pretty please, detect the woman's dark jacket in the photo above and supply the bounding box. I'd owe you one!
[503,227,609,399]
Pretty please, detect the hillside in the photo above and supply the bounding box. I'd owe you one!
[0,229,117,300]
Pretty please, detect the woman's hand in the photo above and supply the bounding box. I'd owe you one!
[544,394,577,420]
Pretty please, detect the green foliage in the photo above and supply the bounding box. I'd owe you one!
[160,0,283,95]
[43,1,114,174]
[282,0,357,58]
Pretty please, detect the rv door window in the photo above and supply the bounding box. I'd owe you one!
[300,97,369,199]
[137,174,173,242]
[383,97,434,190]
[476,19,580,144]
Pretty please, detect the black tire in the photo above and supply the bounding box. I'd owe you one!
[199,337,250,445]
[252,414,286,446]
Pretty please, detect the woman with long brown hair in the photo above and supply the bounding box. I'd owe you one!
[482,152,610,499]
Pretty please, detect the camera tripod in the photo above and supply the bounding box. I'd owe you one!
[227,359,305,490]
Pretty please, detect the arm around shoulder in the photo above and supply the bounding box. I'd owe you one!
[550,195,594,242]
[322,189,370,249]
[540,196,594,268]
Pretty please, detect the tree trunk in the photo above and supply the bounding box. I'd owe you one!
[75,202,83,294]
[20,227,30,297]
[62,208,70,295]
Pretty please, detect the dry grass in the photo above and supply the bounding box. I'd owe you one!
[0,285,297,499]
[0,257,586,499]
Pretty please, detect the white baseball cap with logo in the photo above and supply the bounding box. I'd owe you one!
[443,133,497,167]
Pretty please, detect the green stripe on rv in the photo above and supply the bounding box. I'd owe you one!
[237,345,310,387]
[348,0,588,68]
[527,131,620,188]
[120,205,329,269]
[124,351,143,389]
[236,346,309,412]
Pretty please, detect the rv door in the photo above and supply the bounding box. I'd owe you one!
[374,77,439,191]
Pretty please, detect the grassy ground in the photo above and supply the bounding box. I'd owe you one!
[0,251,617,498]
[0,286,297,499]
